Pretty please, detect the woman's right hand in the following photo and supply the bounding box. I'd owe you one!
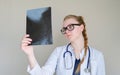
[21,34,37,69]
[21,34,34,56]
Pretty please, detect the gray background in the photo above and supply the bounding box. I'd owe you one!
[0,0,120,75]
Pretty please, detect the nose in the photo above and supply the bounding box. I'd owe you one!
[65,29,70,34]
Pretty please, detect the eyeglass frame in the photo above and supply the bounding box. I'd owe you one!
[60,24,81,34]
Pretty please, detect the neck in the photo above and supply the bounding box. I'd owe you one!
[71,36,84,59]
[71,36,84,51]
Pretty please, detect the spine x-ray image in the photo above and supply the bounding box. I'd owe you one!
[26,7,53,45]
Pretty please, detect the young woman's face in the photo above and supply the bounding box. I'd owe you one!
[62,18,84,42]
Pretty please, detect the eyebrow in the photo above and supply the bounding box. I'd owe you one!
[63,24,80,27]
[71,24,80,25]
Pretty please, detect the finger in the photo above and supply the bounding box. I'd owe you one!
[21,41,31,47]
[22,34,32,41]
[22,34,30,39]
[25,34,30,38]
[22,39,32,44]
[22,37,32,42]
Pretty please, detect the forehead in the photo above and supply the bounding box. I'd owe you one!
[63,18,79,26]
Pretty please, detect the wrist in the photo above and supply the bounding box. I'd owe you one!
[27,53,37,69]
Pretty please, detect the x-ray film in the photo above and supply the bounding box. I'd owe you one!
[26,7,53,45]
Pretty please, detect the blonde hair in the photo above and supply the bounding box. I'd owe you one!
[64,15,88,72]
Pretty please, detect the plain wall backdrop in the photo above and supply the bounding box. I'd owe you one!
[0,0,120,75]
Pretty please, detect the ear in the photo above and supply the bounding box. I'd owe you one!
[80,24,84,32]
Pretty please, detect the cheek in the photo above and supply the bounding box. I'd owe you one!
[73,28,83,37]
[73,28,81,34]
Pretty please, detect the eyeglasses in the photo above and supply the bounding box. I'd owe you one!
[61,24,81,34]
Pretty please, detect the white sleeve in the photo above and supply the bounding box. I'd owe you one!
[27,47,60,75]
[97,53,106,75]
[27,63,42,75]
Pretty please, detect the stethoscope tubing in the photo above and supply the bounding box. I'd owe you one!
[87,47,90,69]
[63,43,91,71]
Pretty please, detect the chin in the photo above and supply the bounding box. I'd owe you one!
[66,36,74,42]
[68,38,74,43]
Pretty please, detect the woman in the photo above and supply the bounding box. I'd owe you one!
[21,15,105,75]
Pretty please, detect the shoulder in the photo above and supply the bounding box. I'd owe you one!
[56,45,66,49]
[89,46,104,60]
[55,44,68,51]
[52,45,67,54]
[89,46,103,55]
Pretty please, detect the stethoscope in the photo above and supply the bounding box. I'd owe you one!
[63,43,91,73]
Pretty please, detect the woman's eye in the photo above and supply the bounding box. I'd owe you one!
[68,25,73,29]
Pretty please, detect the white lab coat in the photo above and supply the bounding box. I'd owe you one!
[27,45,105,75]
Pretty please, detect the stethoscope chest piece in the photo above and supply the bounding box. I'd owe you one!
[84,68,91,73]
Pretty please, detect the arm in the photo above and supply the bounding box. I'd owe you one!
[27,47,60,75]
[21,34,37,69]
[21,34,59,75]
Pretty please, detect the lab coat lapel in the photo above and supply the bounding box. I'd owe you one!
[90,60,97,75]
